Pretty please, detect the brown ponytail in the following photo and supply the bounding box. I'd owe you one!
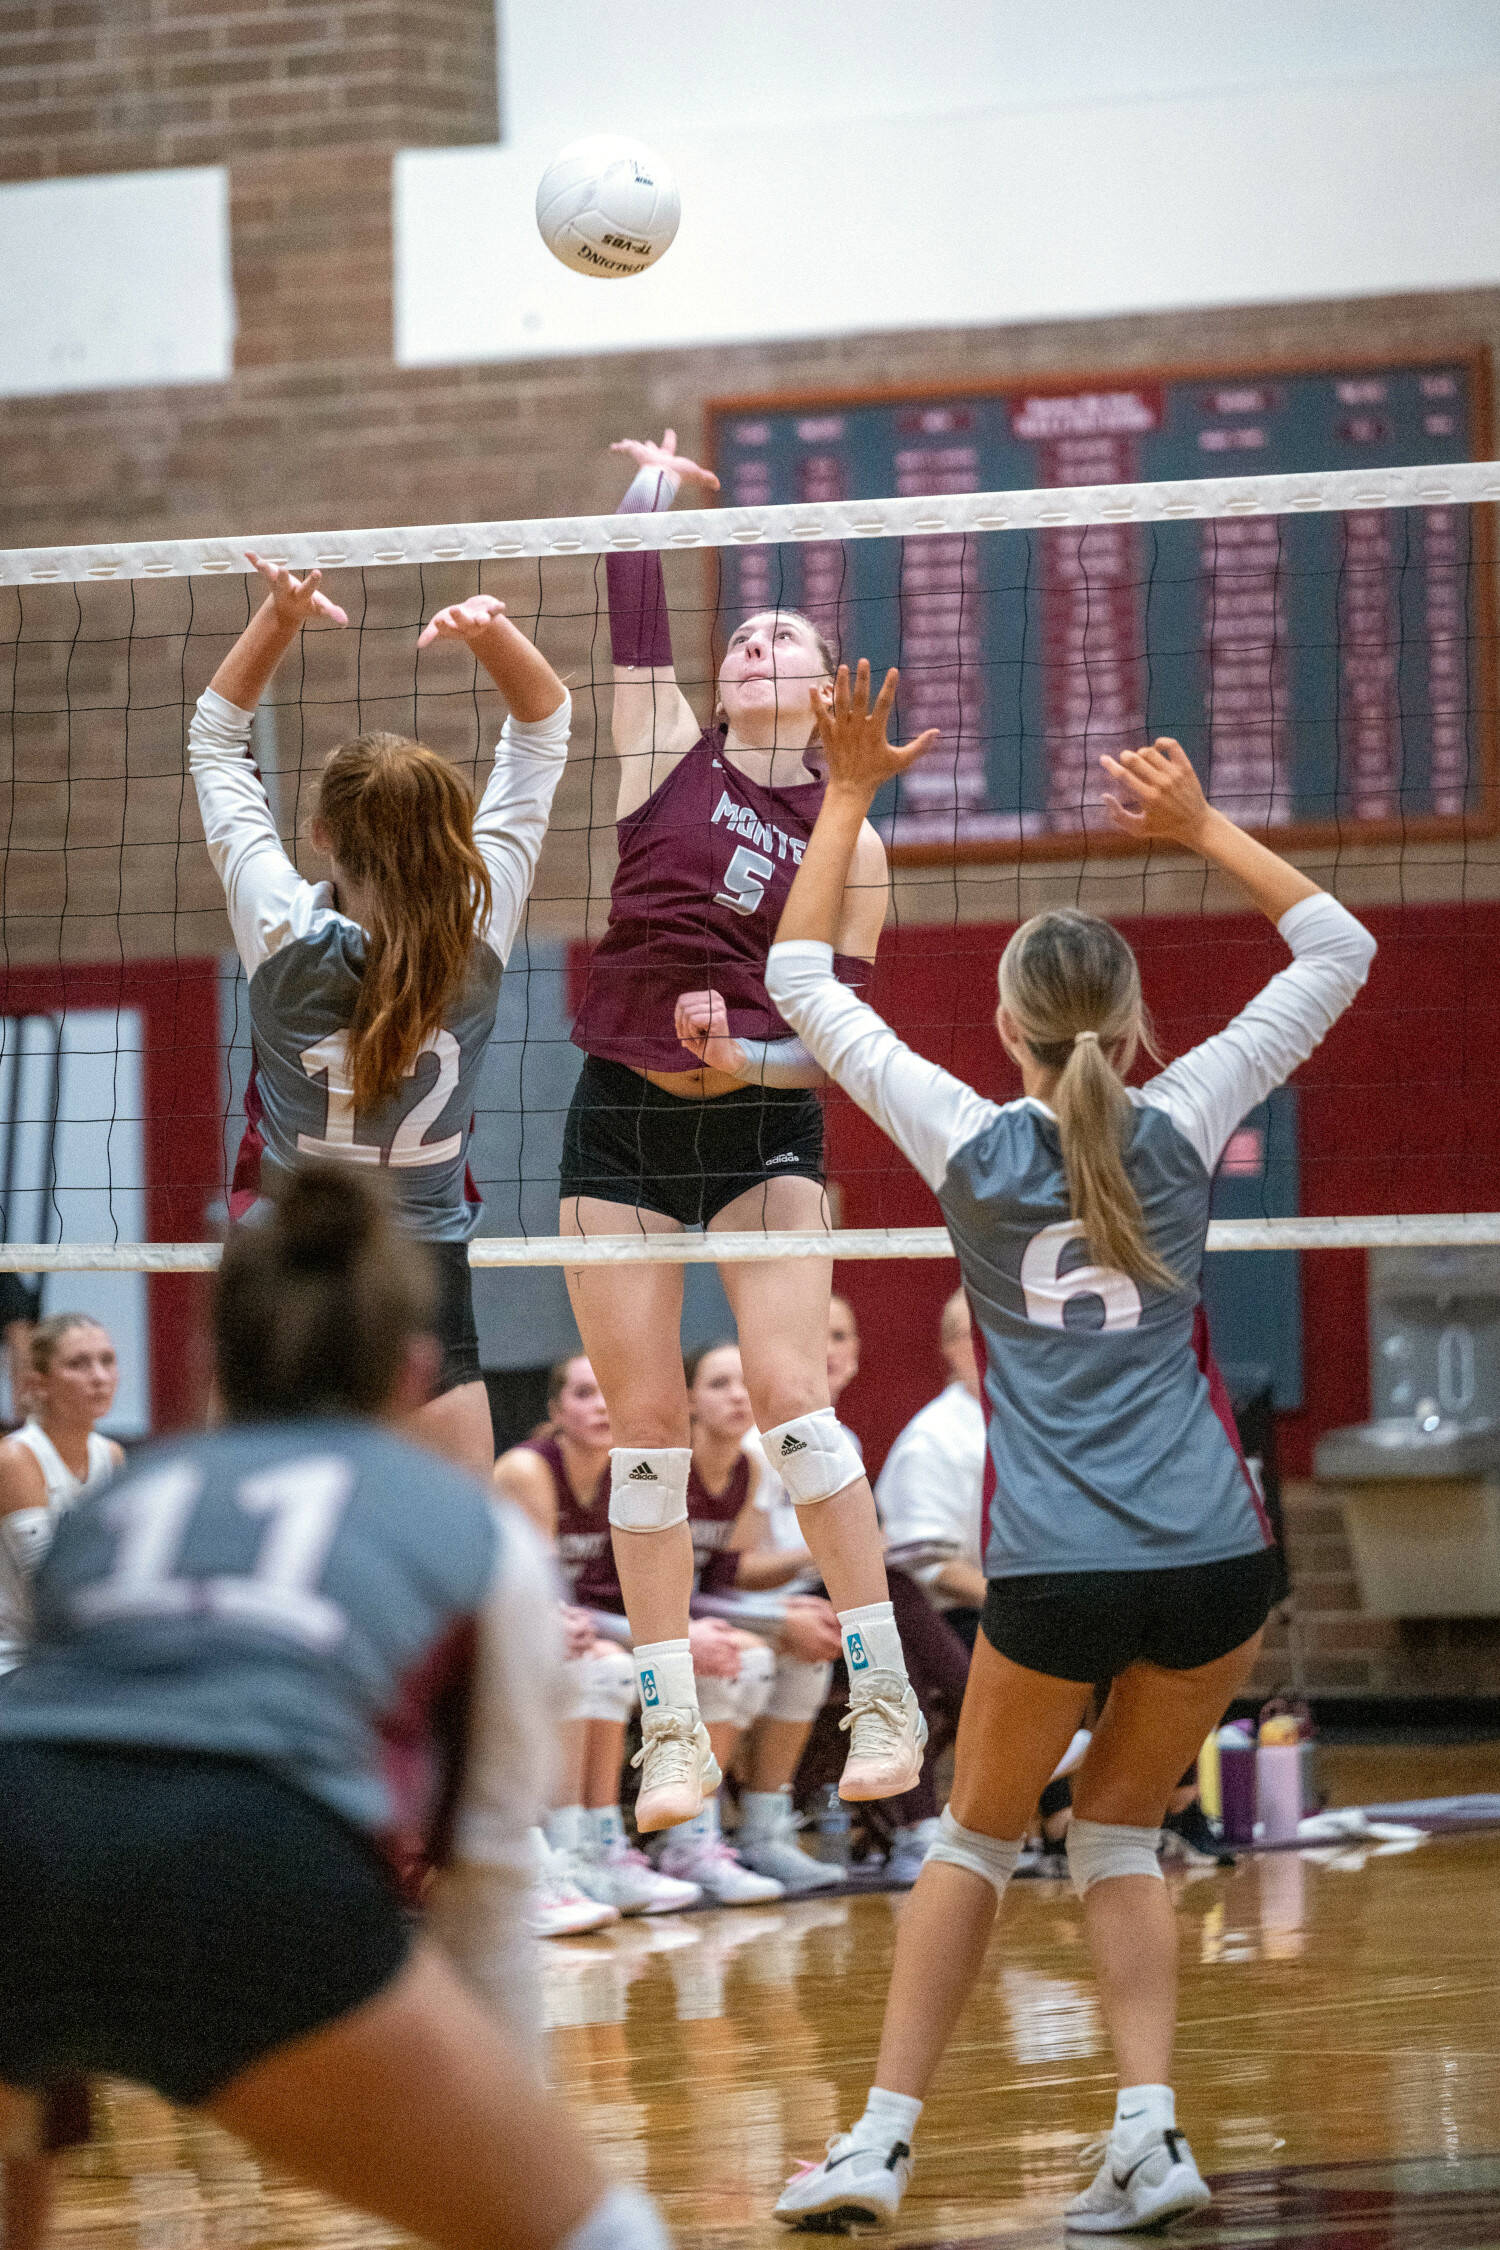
[317,733,493,1113]
[997,908,1180,1293]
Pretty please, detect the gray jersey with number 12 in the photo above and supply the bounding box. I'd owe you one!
[190,686,571,1241]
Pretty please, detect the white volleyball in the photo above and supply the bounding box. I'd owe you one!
[535,135,681,279]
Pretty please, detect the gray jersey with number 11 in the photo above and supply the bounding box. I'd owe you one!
[190,686,572,1241]
[0,1418,558,1879]
[767,895,1375,1577]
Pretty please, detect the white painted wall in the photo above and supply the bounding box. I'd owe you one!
[1,1011,149,1436]
[0,167,233,400]
[395,1,1500,366]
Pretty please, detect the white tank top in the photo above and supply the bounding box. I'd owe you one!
[0,1420,116,1671]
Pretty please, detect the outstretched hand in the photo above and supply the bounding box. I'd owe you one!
[1100,737,1211,848]
[417,594,509,650]
[811,660,939,801]
[246,553,348,627]
[611,426,720,494]
[674,988,745,1076]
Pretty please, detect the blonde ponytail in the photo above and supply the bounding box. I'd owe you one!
[317,733,493,1113]
[998,909,1180,1293]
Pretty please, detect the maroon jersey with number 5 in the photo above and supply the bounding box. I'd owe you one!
[571,731,827,1074]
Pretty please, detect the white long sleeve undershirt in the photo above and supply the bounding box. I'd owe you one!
[189,685,572,981]
[764,893,1377,1194]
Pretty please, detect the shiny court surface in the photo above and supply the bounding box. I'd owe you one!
[45,1746,1500,2250]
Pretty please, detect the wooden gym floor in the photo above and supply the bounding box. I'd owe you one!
[49,1745,1500,2250]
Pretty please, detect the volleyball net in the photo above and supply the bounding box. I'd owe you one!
[2,455,1498,1302]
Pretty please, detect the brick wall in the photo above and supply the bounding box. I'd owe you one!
[0,0,498,179]
[4,8,1500,1690]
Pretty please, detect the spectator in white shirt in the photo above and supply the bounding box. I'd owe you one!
[875,1292,987,1647]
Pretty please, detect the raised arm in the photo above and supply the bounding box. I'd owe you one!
[765,663,996,1189]
[1103,738,1377,1169]
[673,818,889,1088]
[191,557,348,977]
[606,429,719,817]
[418,596,572,966]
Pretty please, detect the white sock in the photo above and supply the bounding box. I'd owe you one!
[673,1797,721,1849]
[634,1638,699,1714]
[545,1804,585,1856]
[558,2182,670,2250]
[855,2086,923,2147]
[838,1599,907,1682]
[587,1805,627,1853]
[739,1788,790,1837]
[1114,2084,1175,2142]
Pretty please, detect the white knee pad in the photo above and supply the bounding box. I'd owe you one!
[1065,1816,1166,1898]
[570,1644,638,1724]
[695,1668,743,1725]
[760,1409,863,1505]
[697,1639,776,1729]
[736,1638,777,1726]
[608,1446,690,1533]
[926,1805,1024,1898]
[765,1652,833,1723]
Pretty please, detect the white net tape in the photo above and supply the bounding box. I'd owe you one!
[3,459,1498,583]
[4,1215,1500,1273]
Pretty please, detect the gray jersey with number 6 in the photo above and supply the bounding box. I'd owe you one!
[765,895,1376,1577]
[0,1418,559,1878]
[190,685,572,1241]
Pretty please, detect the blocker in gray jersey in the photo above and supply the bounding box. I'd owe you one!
[0,1418,558,1873]
[766,894,1375,1578]
[190,685,572,1240]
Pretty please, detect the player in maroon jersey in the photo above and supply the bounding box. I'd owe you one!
[561,430,935,1834]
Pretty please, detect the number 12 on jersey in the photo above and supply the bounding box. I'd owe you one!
[297,1027,462,1169]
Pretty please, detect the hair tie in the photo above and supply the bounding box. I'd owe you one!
[1073,1028,1100,1047]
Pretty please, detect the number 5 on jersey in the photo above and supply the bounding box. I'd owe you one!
[298,1027,461,1168]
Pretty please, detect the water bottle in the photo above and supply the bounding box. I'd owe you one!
[1217,1722,1258,1845]
[812,1783,852,1869]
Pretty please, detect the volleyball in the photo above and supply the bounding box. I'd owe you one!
[534,135,680,278]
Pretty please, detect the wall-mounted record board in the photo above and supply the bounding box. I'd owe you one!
[707,354,1493,861]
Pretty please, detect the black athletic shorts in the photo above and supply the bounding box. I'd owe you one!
[0,1743,413,2107]
[561,1053,825,1229]
[981,1546,1280,1684]
[428,1238,482,1394]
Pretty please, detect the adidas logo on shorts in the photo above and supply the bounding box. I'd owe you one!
[765,1151,798,1165]
[779,1434,807,1457]
[627,1461,660,1482]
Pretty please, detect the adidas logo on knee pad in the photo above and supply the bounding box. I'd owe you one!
[627,1461,660,1481]
[778,1435,807,1456]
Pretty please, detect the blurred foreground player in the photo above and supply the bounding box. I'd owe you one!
[768,680,1374,2235]
[0,1167,668,2250]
